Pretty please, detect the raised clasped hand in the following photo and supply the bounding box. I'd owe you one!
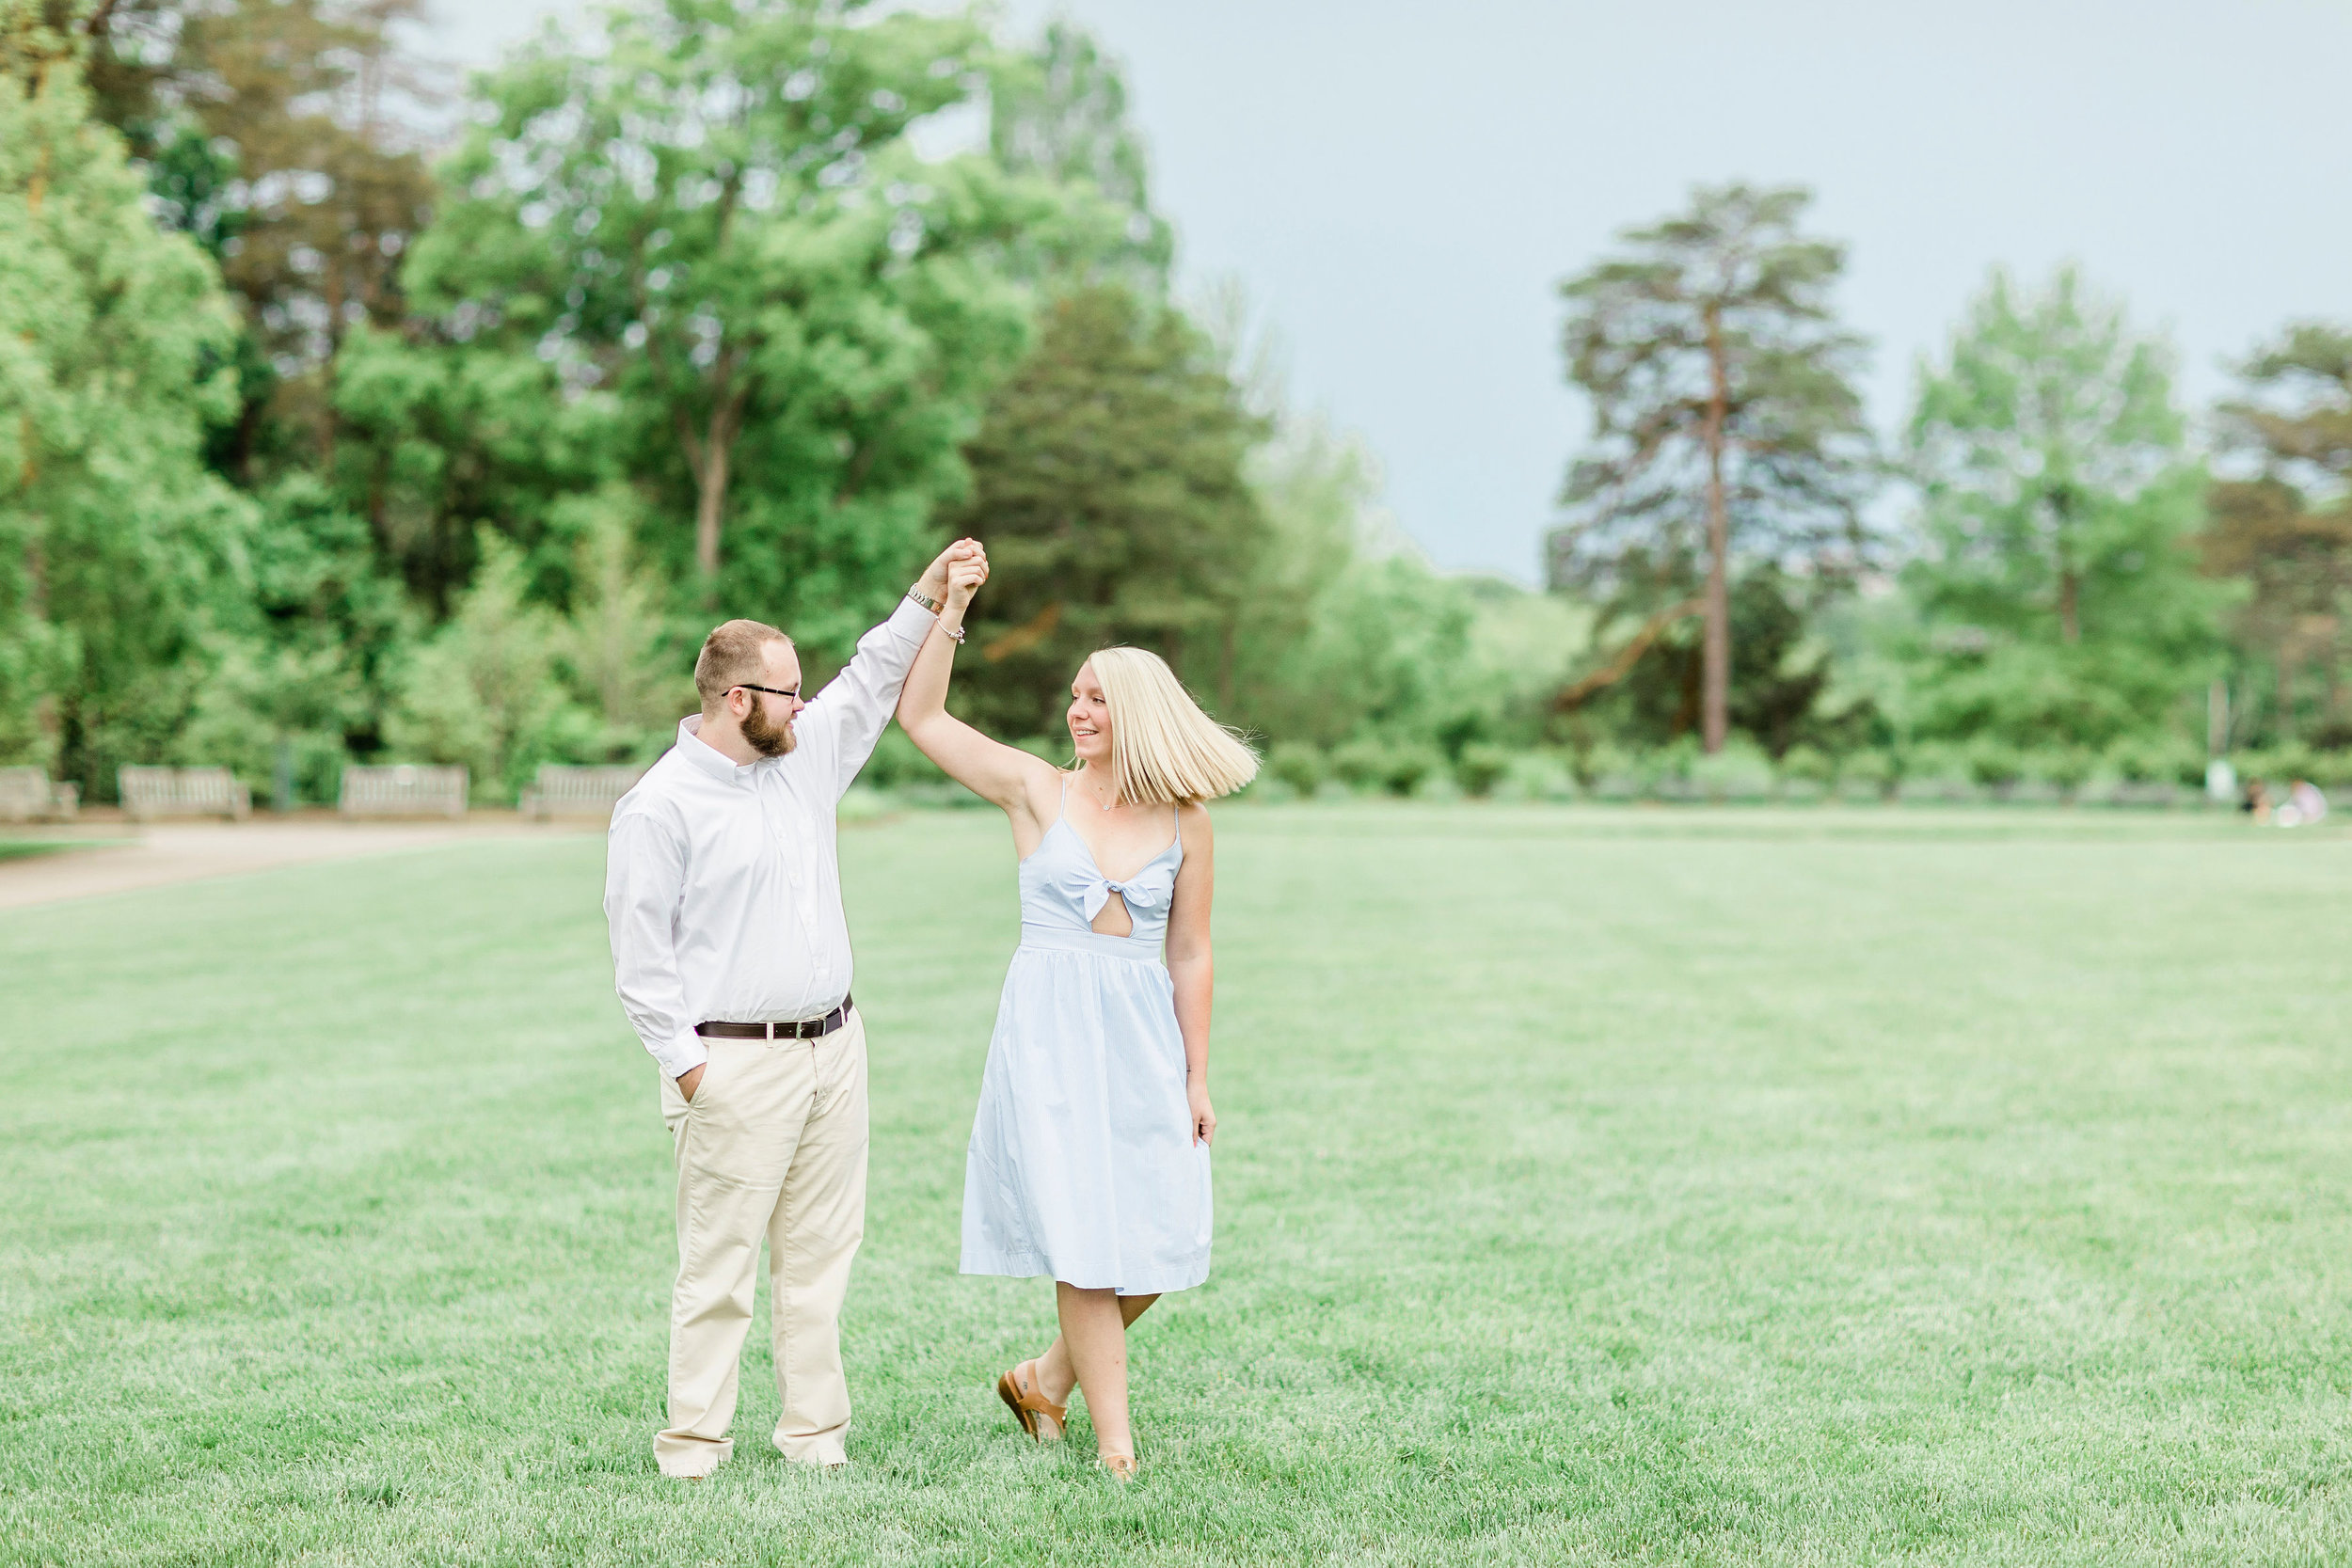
[946,549,988,610]
[920,537,989,603]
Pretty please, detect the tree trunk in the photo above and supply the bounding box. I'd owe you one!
[678,377,749,582]
[692,437,729,577]
[1700,303,1731,755]
[1217,615,1237,712]
[2051,488,2080,643]
[2277,651,2296,740]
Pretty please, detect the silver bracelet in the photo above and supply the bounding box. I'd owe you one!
[940,621,967,645]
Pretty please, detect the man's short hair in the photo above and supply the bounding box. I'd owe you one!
[694,619,791,708]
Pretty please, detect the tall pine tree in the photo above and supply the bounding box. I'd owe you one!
[1550,183,1875,753]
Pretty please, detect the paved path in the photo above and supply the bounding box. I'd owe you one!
[0,816,576,911]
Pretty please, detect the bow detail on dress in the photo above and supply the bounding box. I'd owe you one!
[1081,873,1168,923]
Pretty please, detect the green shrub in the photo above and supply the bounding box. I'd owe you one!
[1267,742,1325,795]
[1690,741,1776,801]
[1326,737,1441,797]
[2108,735,2202,786]
[1838,749,1897,799]
[1454,743,1512,798]
[1578,742,1643,799]
[1966,740,2024,791]
[1328,738,1391,792]
[1380,742,1444,797]
[1571,741,1632,791]
[1497,751,1576,801]
[1778,745,1835,787]
[2029,747,2095,796]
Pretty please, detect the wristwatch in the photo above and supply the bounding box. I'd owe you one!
[906,588,944,613]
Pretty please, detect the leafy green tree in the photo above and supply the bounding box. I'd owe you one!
[1551,182,1876,753]
[1216,411,1487,752]
[1900,265,2222,748]
[405,0,1059,645]
[50,0,439,477]
[988,20,1171,288]
[946,283,1268,735]
[384,531,572,798]
[176,471,412,799]
[0,40,256,795]
[329,322,621,614]
[2205,323,2352,743]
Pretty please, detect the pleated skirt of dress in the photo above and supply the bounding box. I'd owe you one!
[960,925,1212,1295]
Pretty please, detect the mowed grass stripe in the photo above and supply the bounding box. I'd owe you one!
[2,807,2346,1565]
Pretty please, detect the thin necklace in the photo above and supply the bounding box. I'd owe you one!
[1075,766,1118,814]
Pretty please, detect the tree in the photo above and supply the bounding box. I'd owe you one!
[175,0,437,467]
[0,36,256,793]
[329,320,621,615]
[945,284,1268,736]
[2204,323,2352,743]
[407,0,1057,639]
[988,20,1171,288]
[49,0,440,476]
[1562,567,1867,758]
[1900,265,2221,748]
[1550,182,1875,753]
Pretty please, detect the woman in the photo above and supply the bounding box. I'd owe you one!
[896,562,1258,1478]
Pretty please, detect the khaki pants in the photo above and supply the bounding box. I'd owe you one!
[654,1010,868,1476]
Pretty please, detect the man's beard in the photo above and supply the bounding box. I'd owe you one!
[742,698,796,757]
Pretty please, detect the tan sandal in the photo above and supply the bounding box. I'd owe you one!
[995,1359,1067,1443]
[1100,1452,1136,1481]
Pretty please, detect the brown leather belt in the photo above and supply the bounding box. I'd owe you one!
[694,997,853,1040]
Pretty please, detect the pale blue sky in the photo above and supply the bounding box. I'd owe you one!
[431,0,2352,581]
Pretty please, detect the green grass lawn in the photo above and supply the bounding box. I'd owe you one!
[4,804,2349,1565]
[0,840,93,863]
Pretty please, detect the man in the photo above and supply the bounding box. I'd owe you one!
[604,539,986,1478]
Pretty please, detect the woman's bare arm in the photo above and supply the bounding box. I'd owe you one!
[895,561,1057,822]
[1166,803,1216,1146]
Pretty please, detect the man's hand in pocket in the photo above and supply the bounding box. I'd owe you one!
[677,1063,706,1101]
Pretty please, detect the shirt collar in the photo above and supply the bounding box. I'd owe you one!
[676,714,759,785]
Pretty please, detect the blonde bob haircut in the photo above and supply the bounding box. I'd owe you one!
[1083,646,1260,806]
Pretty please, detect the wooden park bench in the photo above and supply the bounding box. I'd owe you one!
[520,764,645,822]
[0,767,79,823]
[119,766,250,822]
[339,765,469,819]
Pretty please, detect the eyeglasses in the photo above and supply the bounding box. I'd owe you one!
[732,683,803,704]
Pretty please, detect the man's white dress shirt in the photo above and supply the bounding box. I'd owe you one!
[605,599,934,1078]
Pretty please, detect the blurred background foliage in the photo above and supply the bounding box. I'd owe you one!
[1,0,2346,804]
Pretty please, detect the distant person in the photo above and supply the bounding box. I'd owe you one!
[2243,779,2272,824]
[894,570,1258,1481]
[2287,779,2328,826]
[603,538,986,1480]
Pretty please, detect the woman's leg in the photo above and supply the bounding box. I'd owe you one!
[1036,1287,1159,1456]
[1034,1291,1156,1406]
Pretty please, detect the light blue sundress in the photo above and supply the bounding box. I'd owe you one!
[960,781,1212,1295]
